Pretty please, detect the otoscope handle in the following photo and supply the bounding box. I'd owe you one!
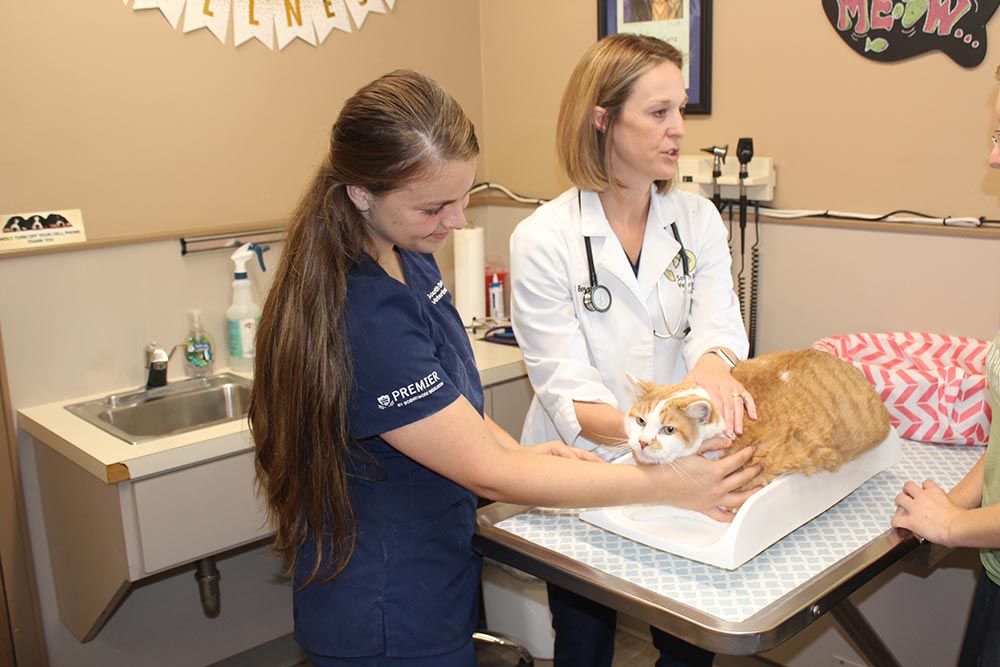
[739,194,748,255]
[738,167,748,255]
[736,137,753,256]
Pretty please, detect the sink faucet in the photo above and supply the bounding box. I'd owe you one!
[144,342,170,389]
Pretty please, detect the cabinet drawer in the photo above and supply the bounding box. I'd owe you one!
[131,451,272,573]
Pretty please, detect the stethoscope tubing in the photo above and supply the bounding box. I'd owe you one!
[652,222,692,339]
[578,197,693,339]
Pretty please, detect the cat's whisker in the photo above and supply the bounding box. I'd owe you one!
[589,432,630,448]
[665,459,697,486]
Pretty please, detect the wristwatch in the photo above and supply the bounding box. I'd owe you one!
[708,348,737,369]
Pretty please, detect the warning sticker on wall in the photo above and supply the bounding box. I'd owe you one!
[0,209,87,253]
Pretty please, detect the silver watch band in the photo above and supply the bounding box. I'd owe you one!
[709,348,737,368]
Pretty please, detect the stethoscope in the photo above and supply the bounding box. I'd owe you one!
[577,193,693,339]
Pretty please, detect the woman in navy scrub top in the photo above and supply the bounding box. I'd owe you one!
[249,70,762,667]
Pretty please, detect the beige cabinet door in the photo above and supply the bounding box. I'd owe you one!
[485,377,533,441]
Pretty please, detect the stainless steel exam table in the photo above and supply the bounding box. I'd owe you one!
[473,441,982,666]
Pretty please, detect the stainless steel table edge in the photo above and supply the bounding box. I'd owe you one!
[474,502,920,656]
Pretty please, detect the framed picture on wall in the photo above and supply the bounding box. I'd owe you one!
[598,0,712,114]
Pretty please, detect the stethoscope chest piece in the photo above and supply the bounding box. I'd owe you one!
[575,191,691,337]
[579,283,612,312]
[579,232,612,312]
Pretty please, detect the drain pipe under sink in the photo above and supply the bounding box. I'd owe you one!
[195,557,221,618]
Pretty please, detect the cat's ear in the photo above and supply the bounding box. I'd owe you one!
[684,399,714,425]
[625,372,650,399]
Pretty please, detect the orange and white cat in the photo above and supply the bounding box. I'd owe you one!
[624,349,891,489]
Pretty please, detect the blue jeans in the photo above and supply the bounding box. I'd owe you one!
[548,583,714,667]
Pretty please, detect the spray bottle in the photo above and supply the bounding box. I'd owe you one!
[227,242,269,372]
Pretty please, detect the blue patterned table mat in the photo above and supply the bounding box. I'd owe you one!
[495,441,983,623]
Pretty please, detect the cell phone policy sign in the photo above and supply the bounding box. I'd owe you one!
[822,0,1000,68]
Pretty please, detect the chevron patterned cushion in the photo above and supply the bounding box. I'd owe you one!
[814,332,991,445]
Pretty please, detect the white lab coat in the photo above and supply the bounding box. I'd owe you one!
[509,186,748,452]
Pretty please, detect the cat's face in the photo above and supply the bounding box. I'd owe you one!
[624,377,718,464]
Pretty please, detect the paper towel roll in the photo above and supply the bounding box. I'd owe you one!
[453,227,486,325]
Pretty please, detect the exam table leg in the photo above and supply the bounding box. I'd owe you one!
[830,599,902,667]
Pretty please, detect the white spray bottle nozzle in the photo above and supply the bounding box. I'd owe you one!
[230,242,270,278]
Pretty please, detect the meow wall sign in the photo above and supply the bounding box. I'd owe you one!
[822,0,1000,67]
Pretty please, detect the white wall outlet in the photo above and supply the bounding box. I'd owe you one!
[833,655,865,667]
[675,155,776,202]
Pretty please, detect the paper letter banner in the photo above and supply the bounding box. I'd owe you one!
[274,0,317,49]
[183,0,233,44]
[233,0,277,49]
[124,0,393,50]
[343,0,386,30]
[308,0,352,44]
[132,0,186,29]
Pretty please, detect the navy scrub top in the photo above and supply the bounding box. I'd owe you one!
[293,249,485,660]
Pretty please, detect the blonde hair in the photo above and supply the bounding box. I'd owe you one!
[557,33,684,195]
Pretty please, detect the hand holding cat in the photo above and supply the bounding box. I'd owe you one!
[685,352,757,439]
[658,446,763,522]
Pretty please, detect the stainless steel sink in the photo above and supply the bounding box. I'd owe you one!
[65,373,251,445]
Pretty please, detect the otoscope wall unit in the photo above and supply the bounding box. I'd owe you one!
[676,155,776,202]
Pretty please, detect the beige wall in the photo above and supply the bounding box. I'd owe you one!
[1,3,485,665]
[4,2,1000,666]
[475,5,1000,666]
[0,1,484,245]
[480,1,1000,219]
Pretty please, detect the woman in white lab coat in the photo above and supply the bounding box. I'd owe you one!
[510,33,756,667]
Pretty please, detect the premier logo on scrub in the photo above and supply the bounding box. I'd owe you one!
[377,371,444,409]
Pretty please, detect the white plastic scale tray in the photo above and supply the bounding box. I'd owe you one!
[580,429,903,570]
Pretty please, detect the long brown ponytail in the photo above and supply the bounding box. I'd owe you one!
[250,70,478,586]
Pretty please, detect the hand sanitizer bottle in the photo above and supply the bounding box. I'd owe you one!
[183,309,215,378]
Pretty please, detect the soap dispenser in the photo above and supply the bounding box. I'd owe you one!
[183,309,215,378]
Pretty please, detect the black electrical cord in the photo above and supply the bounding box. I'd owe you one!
[748,203,760,359]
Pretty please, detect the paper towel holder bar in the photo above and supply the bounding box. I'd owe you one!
[180,227,286,256]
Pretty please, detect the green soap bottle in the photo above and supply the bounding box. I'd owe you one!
[184,309,215,378]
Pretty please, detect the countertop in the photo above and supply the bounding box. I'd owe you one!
[18,335,527,485]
